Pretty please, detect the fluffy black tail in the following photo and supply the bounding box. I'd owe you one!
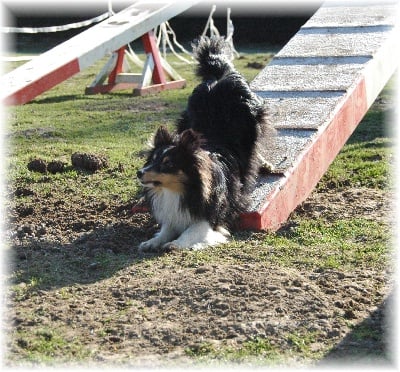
[192,36,234,81]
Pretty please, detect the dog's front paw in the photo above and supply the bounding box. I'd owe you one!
[138,239,160,253]
[161,241,182,253]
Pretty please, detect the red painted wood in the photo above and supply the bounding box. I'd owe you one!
[141,31,166,85]
[3,59,80,105]
[133,79,186,96]
[85,82,141,95]
[108,47,126,84]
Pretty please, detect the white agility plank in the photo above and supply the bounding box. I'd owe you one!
[242,1,399,230]
[1,0,198,105]
[115,73,143,84]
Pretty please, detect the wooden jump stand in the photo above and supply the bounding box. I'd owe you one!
[85,31,186,96]
[1,1,196,105]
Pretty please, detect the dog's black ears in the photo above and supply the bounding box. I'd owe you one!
[154,126,173,147]
[154,127,204,151]
[179,129,204,151]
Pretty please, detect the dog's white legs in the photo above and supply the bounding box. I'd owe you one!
[139,221,229,253]
[163,220,228,250]
[138,225,177,252]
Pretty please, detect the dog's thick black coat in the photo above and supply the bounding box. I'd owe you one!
[175,37,271,224]
[138,36,273,249]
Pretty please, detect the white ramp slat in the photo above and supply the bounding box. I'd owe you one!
[1,0,198,105]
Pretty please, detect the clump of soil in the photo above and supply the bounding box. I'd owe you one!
[14,187,35,198]
[27,159,47,174]
[27,159,67,174]
[71,152,108,172]
[27,153,107,175]
[47,160,66,174]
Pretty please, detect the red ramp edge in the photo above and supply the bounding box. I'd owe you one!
[3,60,80,106]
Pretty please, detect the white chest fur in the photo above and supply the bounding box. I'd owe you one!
[150,188,193,234]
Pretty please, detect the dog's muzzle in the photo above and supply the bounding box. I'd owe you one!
[137,167,161,187]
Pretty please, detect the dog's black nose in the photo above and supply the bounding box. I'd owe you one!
[136,169,144,179]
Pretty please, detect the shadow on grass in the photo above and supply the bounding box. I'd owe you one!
[29,95,88,105]
[320,291,395,368]
[29,91,139,105]
[8,211,165,294]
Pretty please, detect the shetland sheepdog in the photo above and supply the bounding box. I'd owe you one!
[137,36,275,252]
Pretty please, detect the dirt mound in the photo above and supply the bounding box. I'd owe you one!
[27,158,47,173]
[27,153,108,174]
[71,152,109,172]
[27,158,67,174]
[47,160,66,174]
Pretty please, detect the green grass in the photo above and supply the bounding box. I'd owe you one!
[321,137,392,189]
[185,337,283,366]
[183,331,327,366]
[259,218,389,270]
[319,80,395,190]
[12,328,92,364]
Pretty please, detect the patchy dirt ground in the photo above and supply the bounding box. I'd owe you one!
[4,181,394,367]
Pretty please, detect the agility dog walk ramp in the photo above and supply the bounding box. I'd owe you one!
[241,2,399,230]
[1,0,197,105]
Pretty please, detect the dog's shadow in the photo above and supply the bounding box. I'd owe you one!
[8,212,170,295]
[9,204,276,297]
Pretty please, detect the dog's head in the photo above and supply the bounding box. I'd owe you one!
[137,126,205,193]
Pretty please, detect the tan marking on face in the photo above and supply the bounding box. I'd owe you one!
[141,170,187,193]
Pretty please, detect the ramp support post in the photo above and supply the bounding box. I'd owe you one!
[85,30,186,96]
[108,47,126,85]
